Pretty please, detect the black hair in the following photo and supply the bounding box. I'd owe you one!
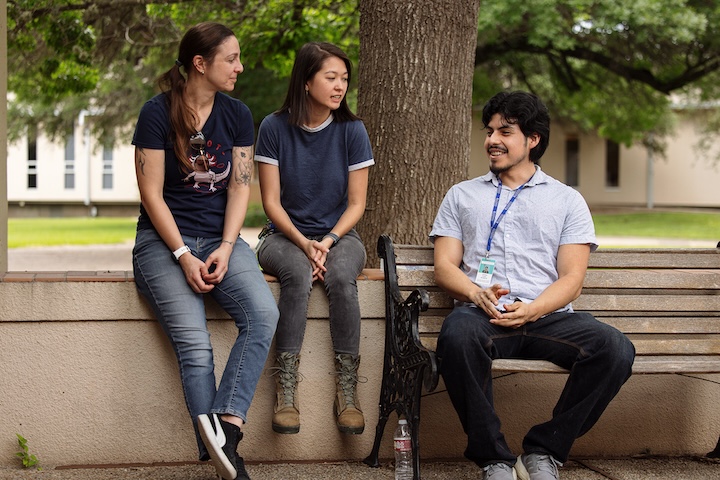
[277,42,359,126]
[481,91,550,162]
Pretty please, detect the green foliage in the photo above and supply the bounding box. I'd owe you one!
[7,0,360,142]
[15,434,40,470]
[7,0,720,158]
[473,0,720,150]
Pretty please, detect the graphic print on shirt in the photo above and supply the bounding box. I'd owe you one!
[183,132,231,192]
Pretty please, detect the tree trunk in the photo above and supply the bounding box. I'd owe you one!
[356,0,481,266]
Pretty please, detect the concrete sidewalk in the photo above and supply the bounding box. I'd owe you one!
[1,456,719,479]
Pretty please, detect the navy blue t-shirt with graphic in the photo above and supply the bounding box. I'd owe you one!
[132,92,254,237]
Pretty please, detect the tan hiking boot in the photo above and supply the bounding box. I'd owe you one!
[333,353,365,434]
[270,352,301,434]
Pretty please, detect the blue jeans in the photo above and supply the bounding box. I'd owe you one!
[436,305,635,467]
[256,229,366,355]
[133,229,279,459]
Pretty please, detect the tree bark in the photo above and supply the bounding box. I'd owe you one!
[356,0,481,266]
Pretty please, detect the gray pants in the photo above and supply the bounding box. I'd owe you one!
[257,229,366,355]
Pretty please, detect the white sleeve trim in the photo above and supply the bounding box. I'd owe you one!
[349,158,375,172]
[255,155,279,166]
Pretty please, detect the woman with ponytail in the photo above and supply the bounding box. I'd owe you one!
[131,22,278,480]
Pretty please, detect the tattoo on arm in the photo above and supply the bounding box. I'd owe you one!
[135,148,146,176]
[234,149,252,186]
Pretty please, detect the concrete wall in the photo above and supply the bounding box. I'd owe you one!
[0,272,718,468]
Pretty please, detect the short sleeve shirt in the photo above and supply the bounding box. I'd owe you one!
[132,92,254,237]
[255,112,374,236]
[429,166,597,312]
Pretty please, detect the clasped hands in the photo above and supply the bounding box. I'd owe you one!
[304,238,333,281]
[470,284,539,328]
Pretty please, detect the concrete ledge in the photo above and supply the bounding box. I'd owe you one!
[1,271,718,467]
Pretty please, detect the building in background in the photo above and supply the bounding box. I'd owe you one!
[7,105,720,217]
[470,104,720,210]
[7,112,139,217]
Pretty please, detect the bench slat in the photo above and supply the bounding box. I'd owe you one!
[416,315,720,335]
[574,294,720,311]
[589,249,720,269]
[419,335,720,356]
[396,267,720,290]
[489,356,720,375]
[409,291,720,311]
[391,245,720,269]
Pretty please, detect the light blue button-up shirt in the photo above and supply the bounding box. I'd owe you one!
[429,166,597,313]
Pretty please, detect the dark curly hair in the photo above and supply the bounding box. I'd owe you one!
[481,91,550,163]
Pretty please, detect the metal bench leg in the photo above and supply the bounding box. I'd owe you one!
[363,374,393,468]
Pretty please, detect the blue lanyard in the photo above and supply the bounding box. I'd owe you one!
[485,177,530,256]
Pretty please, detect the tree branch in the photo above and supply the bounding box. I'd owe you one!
[476,39,720,95]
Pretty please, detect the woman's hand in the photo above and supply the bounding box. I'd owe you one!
[178,253,216,293]
[201,242,233,285]
[303,238,330,281]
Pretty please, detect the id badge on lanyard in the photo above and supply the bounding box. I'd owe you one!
[478,176,531,289]
[474,257,496,289]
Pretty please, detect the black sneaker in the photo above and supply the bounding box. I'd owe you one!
[197,413,250,480]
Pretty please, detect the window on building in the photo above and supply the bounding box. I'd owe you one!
[65,130,75,189]
[27,128,37,189]
[565,138,579,187]
[102,142,113,189]
[606,139,620,188]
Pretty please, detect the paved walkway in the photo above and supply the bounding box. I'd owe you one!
[6,233,717,272]
[1,456,719,479]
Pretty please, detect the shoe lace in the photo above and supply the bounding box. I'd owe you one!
[332,355,367,407]
[268,354,302,406]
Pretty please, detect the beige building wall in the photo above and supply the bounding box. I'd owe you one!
[6,121,139,206]
[470,111,720,209]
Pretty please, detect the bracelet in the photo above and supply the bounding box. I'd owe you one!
[323,233,340,248]
[222,239,235,246]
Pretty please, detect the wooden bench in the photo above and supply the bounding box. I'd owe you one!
[364,234,720,479]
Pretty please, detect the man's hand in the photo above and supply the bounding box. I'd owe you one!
[469,284,509,320]
[490,300,541,328]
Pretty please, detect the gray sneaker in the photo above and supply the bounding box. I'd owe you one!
[515,453,561,480]
[483,462,517,480]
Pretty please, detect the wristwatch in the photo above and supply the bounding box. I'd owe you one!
[172,245,191,262]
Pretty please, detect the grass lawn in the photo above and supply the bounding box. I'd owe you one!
[7,210,720,248]
[8,217,138,248]
[591,211,719,240]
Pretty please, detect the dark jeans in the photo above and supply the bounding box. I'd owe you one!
[257,229,366,355]
[436,305,635,467]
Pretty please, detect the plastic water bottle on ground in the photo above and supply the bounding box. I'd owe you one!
[394,418,413,480]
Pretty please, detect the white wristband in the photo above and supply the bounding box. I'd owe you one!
[172,245,191,261]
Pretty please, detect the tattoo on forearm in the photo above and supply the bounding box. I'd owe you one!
[234,149,252,186]
[135,148,146,176]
